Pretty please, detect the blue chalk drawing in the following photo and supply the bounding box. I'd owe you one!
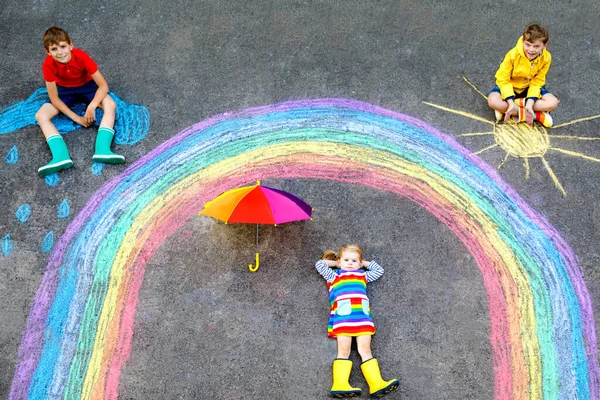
[44,174,60,186]
[2,234,12,256]
[15,203,31,223]
[5,145,18,164]
[91,162,105,176]
[57,199,70,219]
[42,231,54,253]
[0,88,150,145]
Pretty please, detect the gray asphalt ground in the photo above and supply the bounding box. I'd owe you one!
[2,1,600,399]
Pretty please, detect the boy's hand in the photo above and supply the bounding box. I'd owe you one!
[504,100,519,123]
[525,99,535,126]
[74,115,92,128]
[84,105,97,126]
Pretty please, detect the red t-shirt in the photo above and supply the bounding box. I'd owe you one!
[42,48,98,87]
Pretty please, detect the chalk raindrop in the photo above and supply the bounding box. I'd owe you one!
[2,234,12,256]
[44,174,60,186]
[5,145,18,164]
[15,203,31,223]
[42,231,54,253]
[57,199,70,219]
[91,162,104,176]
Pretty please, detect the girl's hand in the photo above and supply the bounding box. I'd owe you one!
[362,260,371,268]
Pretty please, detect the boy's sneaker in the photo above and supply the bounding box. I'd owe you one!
[494,110,503,122]
[535,111,553,128]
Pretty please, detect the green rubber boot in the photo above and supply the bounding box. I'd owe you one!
[92,126,125,164]
[38,134,74,177]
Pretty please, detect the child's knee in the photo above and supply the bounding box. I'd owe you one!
[35,104,54,123]
[487,93,502,109]
[103,95,116,112]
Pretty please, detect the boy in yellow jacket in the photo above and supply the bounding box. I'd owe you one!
[487,24,558,127]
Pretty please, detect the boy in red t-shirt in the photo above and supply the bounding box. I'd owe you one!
[35,26,125,176]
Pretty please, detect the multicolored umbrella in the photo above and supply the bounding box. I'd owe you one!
[199,181,312,271]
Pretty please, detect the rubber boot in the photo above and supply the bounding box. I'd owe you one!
[360,358,399,398]
[92,126,125,164]
[38,134,74,177]
[330,359,362,398]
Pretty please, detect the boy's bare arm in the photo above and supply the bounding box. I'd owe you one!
[46,81,90,127]
[84,70,110,125]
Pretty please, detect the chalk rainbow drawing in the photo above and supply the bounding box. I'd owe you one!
[10,99,599,399]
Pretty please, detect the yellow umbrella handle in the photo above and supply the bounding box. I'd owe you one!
[249,252,260,272]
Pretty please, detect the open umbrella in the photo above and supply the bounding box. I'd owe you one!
[199,181,312,271]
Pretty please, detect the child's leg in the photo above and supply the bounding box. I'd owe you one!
[35,103,74,176]
[336,336,352,359]
[488,91,519,122]
[35,103,61,139]
[93,94,125,164]
[356,335,373,362]
[533,93,559,112]
[358,335,399,398]
[331,337,361,397]
[487,92,509,113]
[98,94,116,128]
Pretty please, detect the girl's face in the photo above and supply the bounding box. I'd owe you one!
[339,250,361,271]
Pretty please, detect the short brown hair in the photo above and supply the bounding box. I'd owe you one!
[43,26,71,51]
[523,24,549,44]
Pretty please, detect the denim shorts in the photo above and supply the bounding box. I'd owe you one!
[49,80,99,108]
[489,85,550,99]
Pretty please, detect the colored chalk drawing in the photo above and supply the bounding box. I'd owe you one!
[0,89,150,255]
[2,233,12,256]
[10,99,599,399]
[91,162,105,176]
[5,145,18,164]
[44,174,59,187]
[0,88,150,145]
[15,203,31,223]
[57,199,70,219]
[425,77,600,196]
[41,231,54,253]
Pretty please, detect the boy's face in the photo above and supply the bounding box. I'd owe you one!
[46,40,73,64]
[523,38,547,60]
[339,250,361,271]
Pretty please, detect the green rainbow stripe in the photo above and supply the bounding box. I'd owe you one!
[10,99,599,399]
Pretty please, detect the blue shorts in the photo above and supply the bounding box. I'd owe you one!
[48,80,99,108]
[489,85,550,100]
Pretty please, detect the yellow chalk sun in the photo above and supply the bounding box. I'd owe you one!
[424,77,600,196]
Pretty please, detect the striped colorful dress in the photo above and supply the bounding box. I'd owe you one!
[315,260,384,338]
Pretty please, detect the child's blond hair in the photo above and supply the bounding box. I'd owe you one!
[321,244,364,263]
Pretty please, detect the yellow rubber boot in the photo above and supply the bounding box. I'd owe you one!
[360,358,399,398]
[330,359,362,398]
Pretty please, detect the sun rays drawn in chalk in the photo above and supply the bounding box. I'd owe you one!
[424,77,600,196]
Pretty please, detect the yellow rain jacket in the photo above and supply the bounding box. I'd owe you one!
[495,36,551,100]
